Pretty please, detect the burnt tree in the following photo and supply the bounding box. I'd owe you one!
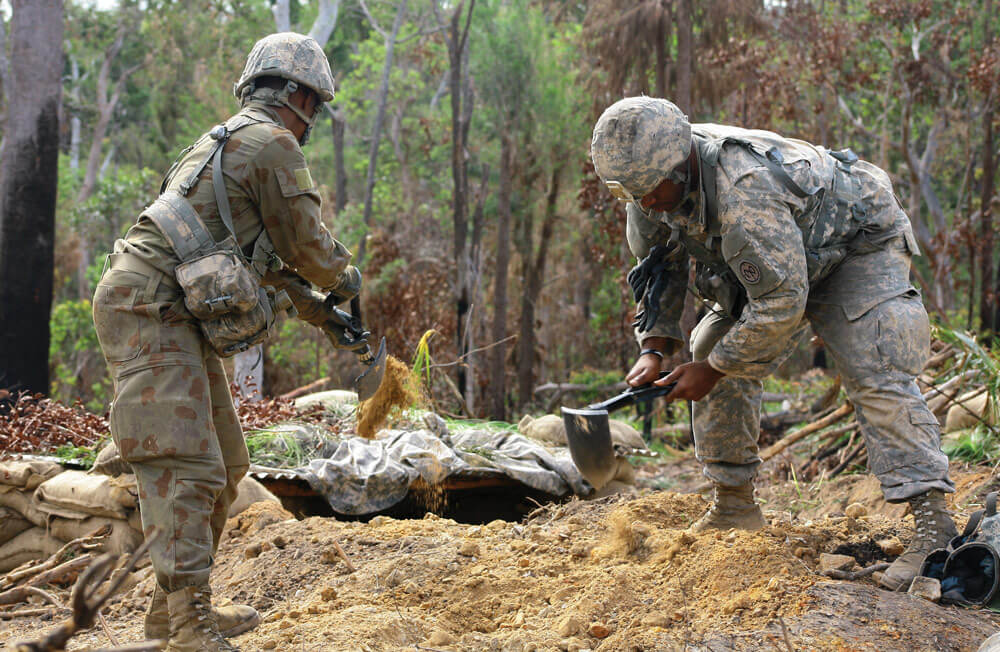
[0,0,64,395]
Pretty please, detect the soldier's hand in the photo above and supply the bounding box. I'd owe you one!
[323,321,370,352]
[658,361,725,402]
[626,352,663,387]
[325,266,362,304]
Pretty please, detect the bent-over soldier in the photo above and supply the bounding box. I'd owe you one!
[92,33,364,651]
[590,96,956,592]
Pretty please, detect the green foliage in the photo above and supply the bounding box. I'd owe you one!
[943,426,1000,464]
[49,298,110,412]
[53,443,100,469]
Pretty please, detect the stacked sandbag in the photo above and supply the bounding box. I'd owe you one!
[0,462,145,572]
[518,414,648,451]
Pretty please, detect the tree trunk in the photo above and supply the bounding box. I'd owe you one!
[675,0,693,113]
[467,165,489,414]
[273,0,291,32]
[356,0,408,264]
[331,107,347,214]
[981,0,996,336]
[517,167,560,409]
[308,0,342,45]
[447,1,475,403]
[0,0,63,396]
[489,134,514,421]
[653,11,667,98]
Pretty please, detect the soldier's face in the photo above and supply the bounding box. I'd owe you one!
[640,177,686,212]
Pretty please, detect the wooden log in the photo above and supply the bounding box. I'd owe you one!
[278,376,331,400]
[759,403,854,462]
[0,555,93,605]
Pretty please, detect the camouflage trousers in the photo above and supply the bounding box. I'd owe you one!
[93,252,249,591]
[691,237,954,502]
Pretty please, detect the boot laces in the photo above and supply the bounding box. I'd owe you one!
[189,592,226,642]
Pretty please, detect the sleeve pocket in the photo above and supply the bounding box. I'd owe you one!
[721,226,786,299]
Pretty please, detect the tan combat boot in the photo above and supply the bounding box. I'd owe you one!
[690,482,766,533]
[146,584,260,641]
[879,489,958,591]
[165,584,240,651]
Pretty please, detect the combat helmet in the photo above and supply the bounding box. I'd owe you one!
[234,32,335,144]
[591,97,691,205]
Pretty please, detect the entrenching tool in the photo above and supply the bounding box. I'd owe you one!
[324,295,388,401]
[562,373,675,489]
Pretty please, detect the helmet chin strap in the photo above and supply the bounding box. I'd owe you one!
[244,80,323,145]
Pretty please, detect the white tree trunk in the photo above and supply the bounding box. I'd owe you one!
[273,0,291,32]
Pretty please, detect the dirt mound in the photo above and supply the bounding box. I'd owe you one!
[356,356,419,438]
[4,488,999,651]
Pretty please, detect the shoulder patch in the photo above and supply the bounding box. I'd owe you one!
[275,166,316,198]
[294,167,314,191]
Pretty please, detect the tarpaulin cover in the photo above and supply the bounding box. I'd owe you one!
[297,426,590,516]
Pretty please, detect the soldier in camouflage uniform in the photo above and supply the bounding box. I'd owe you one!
[590,97,956,592]
[92,33,362,651]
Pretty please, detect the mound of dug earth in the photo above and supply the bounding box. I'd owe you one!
[4,490,999,651]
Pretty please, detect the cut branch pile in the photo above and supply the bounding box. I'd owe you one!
[0,393,107,458]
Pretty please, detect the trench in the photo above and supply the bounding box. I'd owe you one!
[256,473,563,525]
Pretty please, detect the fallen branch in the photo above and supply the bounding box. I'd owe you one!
[830,442,866,477]
[278,377,330,400]
[0,607,62,620]
[760,403,854,462]
[0,555,94,605]
[331,539,356,573]
[24,586,65,610]
[823,561,890,580]
[1,525,111,589]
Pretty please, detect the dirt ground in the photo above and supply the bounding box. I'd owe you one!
[4,464,1000,651]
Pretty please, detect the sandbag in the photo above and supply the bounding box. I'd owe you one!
[0,486,47,527]
[295,389,359,412]
[0,527,64,573]
[945,389,997,433]
[229,476,280,518]
[91,440,131,477]
[46,514,143,555]
[518,414,648,450]
[0,506,33,545]
[35,470,137,520]
[0,459,63,490]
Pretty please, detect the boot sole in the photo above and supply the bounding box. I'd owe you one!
[221,612,261,638]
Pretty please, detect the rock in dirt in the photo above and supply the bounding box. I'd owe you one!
[459,540,480,557]
[556,615,583,637]
[425,629,455,645]
[819,553,856,573]
[909,576,942,603]
[845,503,868,519]
[877,537,905,556]
[588,622,610,638]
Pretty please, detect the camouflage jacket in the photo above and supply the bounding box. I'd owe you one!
[628,123,920,379]
[117,102,351,299]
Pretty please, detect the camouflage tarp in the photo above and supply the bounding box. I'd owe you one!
[301,426,589,516]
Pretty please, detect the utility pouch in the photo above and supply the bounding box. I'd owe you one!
[175,244,260,320]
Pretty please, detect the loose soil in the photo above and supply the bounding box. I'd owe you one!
[4,468,1000,651]
[356,356,419,439]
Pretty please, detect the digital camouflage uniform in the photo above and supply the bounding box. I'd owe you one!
[92,100,350,593]
[624,121,954,503]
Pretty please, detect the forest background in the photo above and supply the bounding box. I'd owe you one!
[1,0,998,423]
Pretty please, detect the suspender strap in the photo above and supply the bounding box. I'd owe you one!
[178,134,220,196]
[211,129,239,242]
[142,192,217,261]
[751,146,822,200]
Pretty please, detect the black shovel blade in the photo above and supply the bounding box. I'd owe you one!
[355,337,387,402]
[562,406,617,491]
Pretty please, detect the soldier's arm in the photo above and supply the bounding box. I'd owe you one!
[626,203,687,355]
[251,129,352,290]
[706,171,809,379]
[261,269,328,327]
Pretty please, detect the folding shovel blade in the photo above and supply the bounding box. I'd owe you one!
[355,337,387,402]
[562,406,618,491]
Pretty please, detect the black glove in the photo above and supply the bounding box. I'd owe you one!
[629,244,678,333]
[627,244,668,303]
[325,266,362,304]
[323,320,370,352]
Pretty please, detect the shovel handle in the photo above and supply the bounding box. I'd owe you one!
[589,372,676,413]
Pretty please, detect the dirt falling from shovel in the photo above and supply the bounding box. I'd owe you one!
[356,355,419,438]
